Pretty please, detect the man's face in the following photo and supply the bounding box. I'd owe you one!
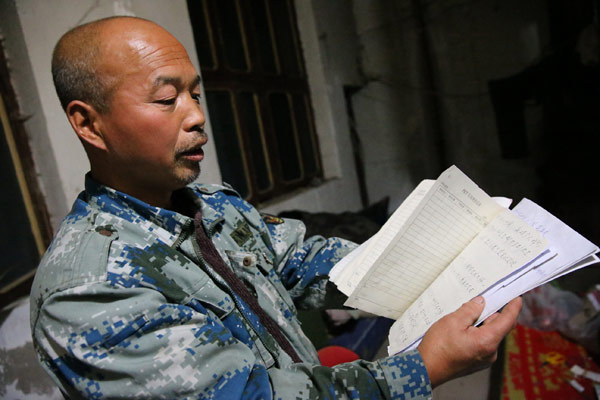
[94,22,207,204]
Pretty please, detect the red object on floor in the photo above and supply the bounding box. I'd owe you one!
[502,323,600,400]
[318,345,360,367]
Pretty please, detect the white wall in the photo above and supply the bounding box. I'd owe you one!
[4,0,223,229]
[0,0,70,229]
[2,0,365,231]
[2,0,557,233]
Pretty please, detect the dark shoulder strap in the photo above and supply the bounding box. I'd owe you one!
[194,211,302,363]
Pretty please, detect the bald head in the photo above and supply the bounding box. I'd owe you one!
[55,16,205,207]
[52,16,170,114]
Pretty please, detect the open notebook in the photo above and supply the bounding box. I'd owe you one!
[329,166,599,355]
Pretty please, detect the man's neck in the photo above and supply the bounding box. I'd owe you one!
[89,170,175,210]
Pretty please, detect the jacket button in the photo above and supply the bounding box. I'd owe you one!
[242,256,253,267]
[97,229,112,237]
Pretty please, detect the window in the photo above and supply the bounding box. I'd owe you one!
[187,0,321,202]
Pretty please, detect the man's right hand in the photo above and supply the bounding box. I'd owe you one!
[417,296,522,388]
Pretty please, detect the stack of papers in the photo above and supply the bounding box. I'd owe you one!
[329,166,599,355]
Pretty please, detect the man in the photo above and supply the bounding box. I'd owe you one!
[31,16,521,399]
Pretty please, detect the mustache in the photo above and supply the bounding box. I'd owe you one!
[175,131,208,158]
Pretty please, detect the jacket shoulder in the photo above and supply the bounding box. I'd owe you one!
[190,182,242,197]
[30,203,118,323]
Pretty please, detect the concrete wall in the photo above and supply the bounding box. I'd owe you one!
[351,1,445,211]
[348,0,550,210]
[427,0,549,200]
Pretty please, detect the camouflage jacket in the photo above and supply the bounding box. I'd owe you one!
[30,176,432,399]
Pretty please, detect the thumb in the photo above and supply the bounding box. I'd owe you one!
[454,296,485,326]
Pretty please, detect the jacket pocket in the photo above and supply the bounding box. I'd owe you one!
[226,250,297,318]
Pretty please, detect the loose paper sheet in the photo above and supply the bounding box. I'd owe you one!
[477,198,599,322]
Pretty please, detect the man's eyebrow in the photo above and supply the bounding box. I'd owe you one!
[152,75,202,89]
[191,75,201,88]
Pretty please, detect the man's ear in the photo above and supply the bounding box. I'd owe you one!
[66,100,108,151]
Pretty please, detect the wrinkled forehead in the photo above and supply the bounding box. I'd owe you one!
[96,20,192,80]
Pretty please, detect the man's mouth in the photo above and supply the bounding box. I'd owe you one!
[177,145,204,162]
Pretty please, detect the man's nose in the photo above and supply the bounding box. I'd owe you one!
[183,95,206,132]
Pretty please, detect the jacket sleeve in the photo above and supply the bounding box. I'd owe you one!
[264,216,357,310]
[33,282,431,399]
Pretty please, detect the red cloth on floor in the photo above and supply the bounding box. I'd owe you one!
[502,323,600,400]
[318,345,360,367]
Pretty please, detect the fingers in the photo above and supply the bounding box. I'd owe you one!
[479,297,522,340]
[483,312,500,325]
[504,297,522,330]
[453,296,486,326]
[418,296,522,388]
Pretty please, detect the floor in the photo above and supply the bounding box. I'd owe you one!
[433,367,492,399]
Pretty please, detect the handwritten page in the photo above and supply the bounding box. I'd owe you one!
[387,208,548,354]
[345,166,504,318]
[476,198,599,323]
[330,180,434,295]
[330,192,512,296]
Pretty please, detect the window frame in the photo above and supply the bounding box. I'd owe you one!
[188,0,322,203]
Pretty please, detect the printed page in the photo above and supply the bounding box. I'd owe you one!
[331,180,434,295]
[388,208,548,354]
[345,166,504,318]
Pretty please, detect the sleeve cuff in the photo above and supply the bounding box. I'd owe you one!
[378,349,432,400]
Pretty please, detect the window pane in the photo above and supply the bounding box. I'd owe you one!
[268,0,301,76]
[239,92,272,192]
[292,94,318,176]
[249,0,277,73]
[215,0,248,71]
[269,93,301,181]
[189,0,319,202]
[205,91,249,197]
[187,0,215,69]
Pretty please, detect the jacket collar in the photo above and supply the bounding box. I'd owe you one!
[83,174,197,243]
[82,175,228,240]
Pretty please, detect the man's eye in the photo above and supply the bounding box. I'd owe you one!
[156,98,176,105]
[191,93,201,103]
